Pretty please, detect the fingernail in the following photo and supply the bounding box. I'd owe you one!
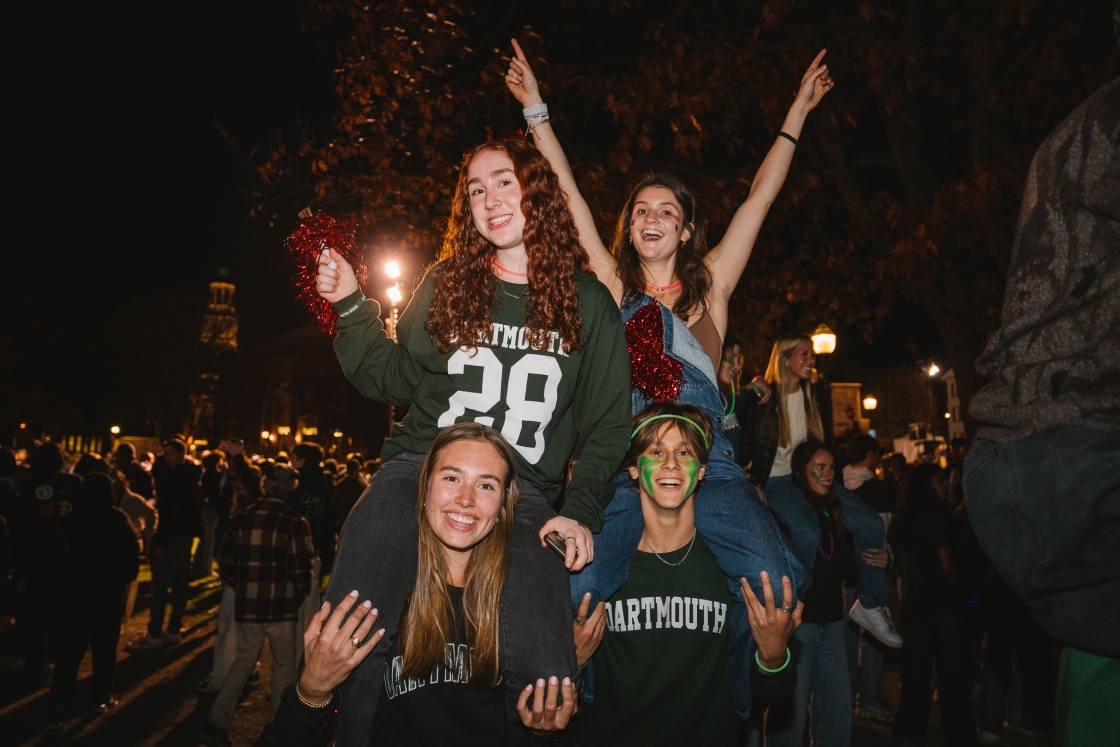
[377,628,385,636]
[363,600,372,609]
[550,676,558,685]
[761,571,769,577]
[371,608,378,616]
[321,600,329,610]
[783,576,790,583]
[525,684,534,692]
[537,679,545,687]
[350,590,359,597]
[563,677,571,686]
[584,592,591,599]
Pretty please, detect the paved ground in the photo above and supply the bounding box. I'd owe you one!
[0,567,1049,746]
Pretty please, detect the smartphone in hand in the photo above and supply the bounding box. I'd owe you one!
[544,531,568,559]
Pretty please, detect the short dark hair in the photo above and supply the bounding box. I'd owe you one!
[292,443,323,467]
[75,453,111,478]
[31,442,64,474]
[722,332,740,352]
[164,439,186,455]
[849,434,880,463]
[114,442,136,460]
[624,402,713,471]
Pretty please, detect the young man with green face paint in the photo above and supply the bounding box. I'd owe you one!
[576,403,803,747]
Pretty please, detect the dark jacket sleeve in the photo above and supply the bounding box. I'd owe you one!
[331,289,427,406]
[559,283,633,532]
[275,681,337,747]
[288,516,316,600]
[741,395,776,486]
[750,638,798,704]
[112,509,141,585]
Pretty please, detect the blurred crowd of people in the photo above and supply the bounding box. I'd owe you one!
[0,436,379,736]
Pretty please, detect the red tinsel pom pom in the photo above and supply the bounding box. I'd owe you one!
[285,211,368,335]
[625,302,683,403]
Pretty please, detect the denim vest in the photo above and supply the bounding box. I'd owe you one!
[622,296,741,480]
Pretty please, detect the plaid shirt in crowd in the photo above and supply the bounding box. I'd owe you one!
[218,496,316,623]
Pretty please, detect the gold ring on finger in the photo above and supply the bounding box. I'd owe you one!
[351,635,362,648]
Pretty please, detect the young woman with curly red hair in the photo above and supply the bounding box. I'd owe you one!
[505,41,833,721]
[312,136,632,745]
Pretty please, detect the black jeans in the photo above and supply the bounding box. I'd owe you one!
[964,426,1120,656]
[321,452,577,747]
[148,536,192,636]
[15,580,54,687]
[893,611,978,746]
[49,590,124,709]
[975,596,1054,734]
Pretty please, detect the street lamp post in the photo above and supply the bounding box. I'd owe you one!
[923,361,941,436]
[385,261,403,437]
[811,324,837,447]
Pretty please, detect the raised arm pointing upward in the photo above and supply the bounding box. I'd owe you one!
[505,38,834,339]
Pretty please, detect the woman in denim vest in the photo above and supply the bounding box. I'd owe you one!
[505,41,832,718]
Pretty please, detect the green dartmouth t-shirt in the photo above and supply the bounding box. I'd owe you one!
[330,263,632,532]
[579,537,736,747]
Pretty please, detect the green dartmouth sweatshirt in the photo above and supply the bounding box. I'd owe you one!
[331,263,632,532]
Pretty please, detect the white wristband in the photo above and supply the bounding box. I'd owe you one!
[523,103,548,120]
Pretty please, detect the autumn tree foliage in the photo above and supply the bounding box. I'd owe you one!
[255,0,1118,432]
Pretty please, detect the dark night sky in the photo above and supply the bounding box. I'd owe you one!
[4,1,947,440]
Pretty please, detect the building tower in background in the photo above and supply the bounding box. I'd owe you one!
[185,268,240,443]
[199,267,239,352]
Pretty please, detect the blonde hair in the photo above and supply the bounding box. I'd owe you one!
[763,334,825,448]
[399,423,520,686]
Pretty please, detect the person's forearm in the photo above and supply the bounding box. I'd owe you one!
[746,101,811,206]
[332,291,422,405]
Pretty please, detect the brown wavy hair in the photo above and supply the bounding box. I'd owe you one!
[399,422,520,687]
[610,172,711,320]
[791,440,844,536]
[425,136,589,353]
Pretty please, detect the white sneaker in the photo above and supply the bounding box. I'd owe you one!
[849,600,903,648]
[125,634,167,652]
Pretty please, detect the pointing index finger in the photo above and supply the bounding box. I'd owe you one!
[511,38,528,64]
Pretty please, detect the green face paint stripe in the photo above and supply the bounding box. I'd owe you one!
[638,454,701,499]
[811,470,821,478]
[638,455,663,497]
[680,457,700,497]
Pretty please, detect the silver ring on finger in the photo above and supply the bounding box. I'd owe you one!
[780,605,796,614]
[574,617,585,626]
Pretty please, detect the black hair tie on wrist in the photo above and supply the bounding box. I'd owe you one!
[777,131,799,146]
